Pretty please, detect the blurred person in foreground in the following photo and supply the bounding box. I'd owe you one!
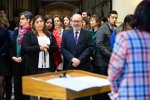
[108,1,150,100]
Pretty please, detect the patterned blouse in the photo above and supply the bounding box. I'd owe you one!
[108,30,150,100]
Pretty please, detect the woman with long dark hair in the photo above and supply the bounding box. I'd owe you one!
[23,15,58,75]
[23,15,58,100]
[44,15,54,32]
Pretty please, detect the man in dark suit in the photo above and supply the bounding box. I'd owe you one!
[61,14,94,72]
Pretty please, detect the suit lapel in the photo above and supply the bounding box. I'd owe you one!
[74,29,85,56]
[70,29,76,47]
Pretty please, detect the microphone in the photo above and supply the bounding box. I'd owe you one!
[59,71,67,78]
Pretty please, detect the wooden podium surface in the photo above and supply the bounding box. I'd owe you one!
[22,70,110,100]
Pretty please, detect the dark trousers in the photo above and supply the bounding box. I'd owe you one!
[92,66,110,100]
[5,76,12,100]
[0,76,5,100]
[14,76,24,100]
[92,92,110,100]
[94,66,108,76]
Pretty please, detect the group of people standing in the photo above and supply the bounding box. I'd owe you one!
[0,8,115,100]
[0,11,59,100]
[0,0,150,100]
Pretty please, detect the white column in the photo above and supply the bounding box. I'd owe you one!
[112,0,142,25]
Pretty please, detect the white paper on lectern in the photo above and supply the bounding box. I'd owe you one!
[73,76,110,87]
[46,76,110,92]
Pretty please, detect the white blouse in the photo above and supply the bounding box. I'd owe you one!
[37,35,50,68]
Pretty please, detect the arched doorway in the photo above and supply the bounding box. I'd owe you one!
[41,1,78,17]
[46,6,73,17]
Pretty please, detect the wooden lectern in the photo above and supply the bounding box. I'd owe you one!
[22,70,110,100]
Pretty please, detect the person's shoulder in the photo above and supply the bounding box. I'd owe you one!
[25,31,35,37]
[65,29,72,33]
[7,29,14,34]
[122,30,134,35]
[97,23,108,33]
[46,30,51,36]
[126,29,141,38]
[27,30,33,34]
[117,30,135,39]
[63,29,73,35]
[14,29,19,33]
[12,29,18,37]
[0,28,5,34]
[81,29,92,34]
[97,26,104,34]
[46,31,56,39]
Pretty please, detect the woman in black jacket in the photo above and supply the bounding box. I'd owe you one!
[23,15,58,75]
[12,11,32,100]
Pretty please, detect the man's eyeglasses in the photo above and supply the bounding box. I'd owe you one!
[72,20,81,23]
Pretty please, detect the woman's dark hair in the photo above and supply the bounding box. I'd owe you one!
[63,16,71,29]
[82,17,90,25]
[122,14,134,31]
[133,0,150,32]
[44,15,53,22]
[20,11,33,23]
[63,16,70,21]
[32,15,47,36]
[124,14,134,24]
[74,11,82,15]
[101,17,108,23]
[44,15,54,32]
[53,15,64,28]
[53,15,62,22]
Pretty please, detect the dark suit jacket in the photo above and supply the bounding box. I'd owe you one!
[61,29,94,71]
[0,29,12,75]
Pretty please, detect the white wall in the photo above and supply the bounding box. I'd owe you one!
[113,0,142,24]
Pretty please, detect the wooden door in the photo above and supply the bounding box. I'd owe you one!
[47,6,73,17]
